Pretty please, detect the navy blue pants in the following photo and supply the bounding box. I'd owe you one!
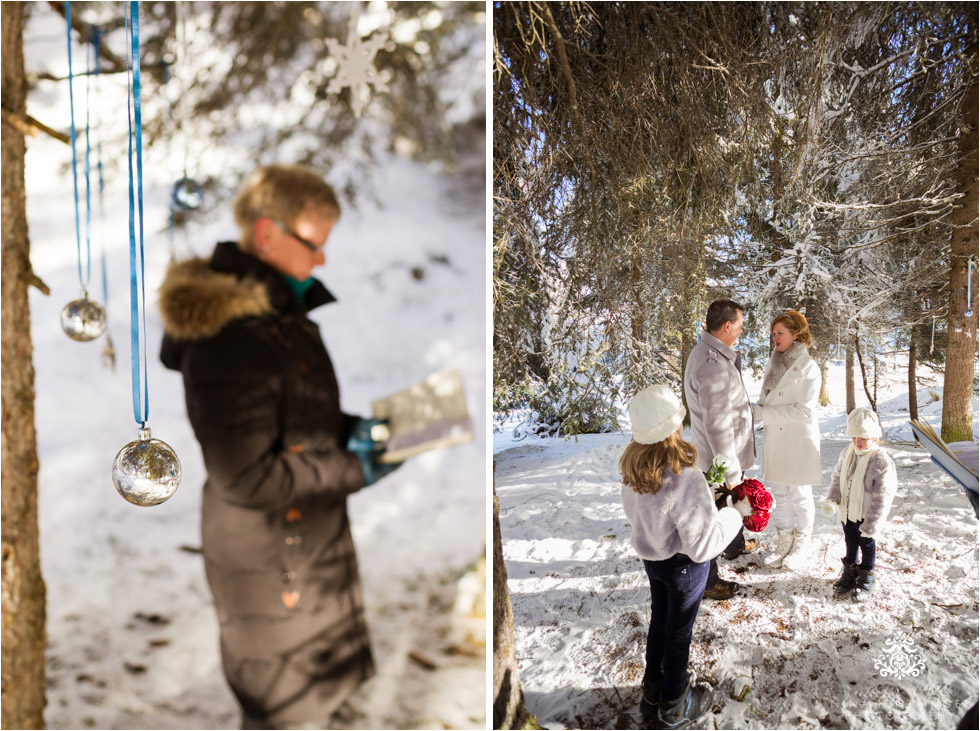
[642,554,710,701]
[842,519,876,570]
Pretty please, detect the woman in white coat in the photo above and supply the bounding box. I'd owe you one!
[751,311,822,569]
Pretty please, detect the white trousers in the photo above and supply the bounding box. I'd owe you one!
[769,483,815,533]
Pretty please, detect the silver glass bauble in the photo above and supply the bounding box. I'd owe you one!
[170,177,204,211]
[112,427,181,506]
[60,296,107,341]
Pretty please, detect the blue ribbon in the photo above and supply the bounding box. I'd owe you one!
[125,1,148,426]
[65,2,90,293]
[92,27,109,309]
[84,29,92,282]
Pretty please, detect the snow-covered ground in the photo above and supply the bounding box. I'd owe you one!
[22,13,487,729]
[494,359,979,730]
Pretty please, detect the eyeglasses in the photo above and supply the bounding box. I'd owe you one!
[269,218,323,253]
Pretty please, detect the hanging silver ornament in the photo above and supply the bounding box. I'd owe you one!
[112,426,181,506]
[170,177,204,211]
[60,293,107,341]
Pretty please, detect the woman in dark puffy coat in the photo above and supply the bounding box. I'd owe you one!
[159,165,399,729]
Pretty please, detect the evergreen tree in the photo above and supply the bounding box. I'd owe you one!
[493,1,977,435]
[2,4,48,726]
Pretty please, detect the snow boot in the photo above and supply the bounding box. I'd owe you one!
[656,682,712,729]
[643,672,697,724]
[853,567,876,602]
[833,558,859,598]
[780,530,811,571]
[639,680,661,723]
[764,529,795,569]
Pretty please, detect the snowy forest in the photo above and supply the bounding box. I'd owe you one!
[493,1,977,442]
[493,3,978,731]
[3,1,485,729]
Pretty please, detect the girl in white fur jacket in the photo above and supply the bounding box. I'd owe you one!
[822,408,898,601]
[620,385,749,729]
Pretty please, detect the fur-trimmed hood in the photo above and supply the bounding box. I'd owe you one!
[159,257,273,340]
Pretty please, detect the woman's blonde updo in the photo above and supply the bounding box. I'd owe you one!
[771,310,813,347]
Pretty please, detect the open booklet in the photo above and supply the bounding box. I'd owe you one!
[371,369,474,464]
[909,419,978,515]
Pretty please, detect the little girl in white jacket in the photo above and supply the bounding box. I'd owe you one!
[620,385,750,729]
[822,407,898,601]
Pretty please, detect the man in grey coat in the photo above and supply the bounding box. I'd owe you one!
[683,299,758,599]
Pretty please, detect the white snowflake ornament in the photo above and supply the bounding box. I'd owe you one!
[324,10,390,118]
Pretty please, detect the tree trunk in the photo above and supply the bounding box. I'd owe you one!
[845,343,856,414]
[679,327,695,426]
[941,24,979,443]
[2,3,48,728]
[493,468,533,730]
[854,336,876,412]
[818,358,831,406]
[909,329,919,440]
[873,352,879,410]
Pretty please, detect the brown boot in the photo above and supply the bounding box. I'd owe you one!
[702,578,737,600]
[724,539,760,560]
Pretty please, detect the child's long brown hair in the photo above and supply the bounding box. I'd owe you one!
[620,430,698,494]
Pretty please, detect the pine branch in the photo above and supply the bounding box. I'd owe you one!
[46,1,126,73]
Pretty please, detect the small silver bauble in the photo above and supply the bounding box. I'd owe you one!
[170,177,204,211]
[112,426,181,506]
[60,295,107,341]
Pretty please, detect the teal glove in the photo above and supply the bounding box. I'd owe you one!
[347,418,403,486]
[360,456,403,486]
[347,418,388,453]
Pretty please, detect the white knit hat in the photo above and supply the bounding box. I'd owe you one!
[629,385,686,444]
[846,407,882,439]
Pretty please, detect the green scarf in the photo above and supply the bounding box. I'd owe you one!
[283,274,315,303]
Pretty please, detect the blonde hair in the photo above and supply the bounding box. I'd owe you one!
[771,310,813,347]
[620,431,698,494]
[233,165,341,251]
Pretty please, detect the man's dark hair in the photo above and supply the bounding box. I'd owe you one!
[705,299,744,333]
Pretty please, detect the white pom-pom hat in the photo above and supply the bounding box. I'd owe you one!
[629,385,686,444]
[846,407,882,439]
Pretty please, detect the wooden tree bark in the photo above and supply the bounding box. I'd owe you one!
[854,336,877,412]
[493,471,533,730]
[845,343,856,414]
[679,328,695,425]
[941,24,979,442]
[909,329,919,440]
[818,359,831,406]
[2,3,48,728]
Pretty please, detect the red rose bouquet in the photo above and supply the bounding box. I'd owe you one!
[732,478,772,532]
